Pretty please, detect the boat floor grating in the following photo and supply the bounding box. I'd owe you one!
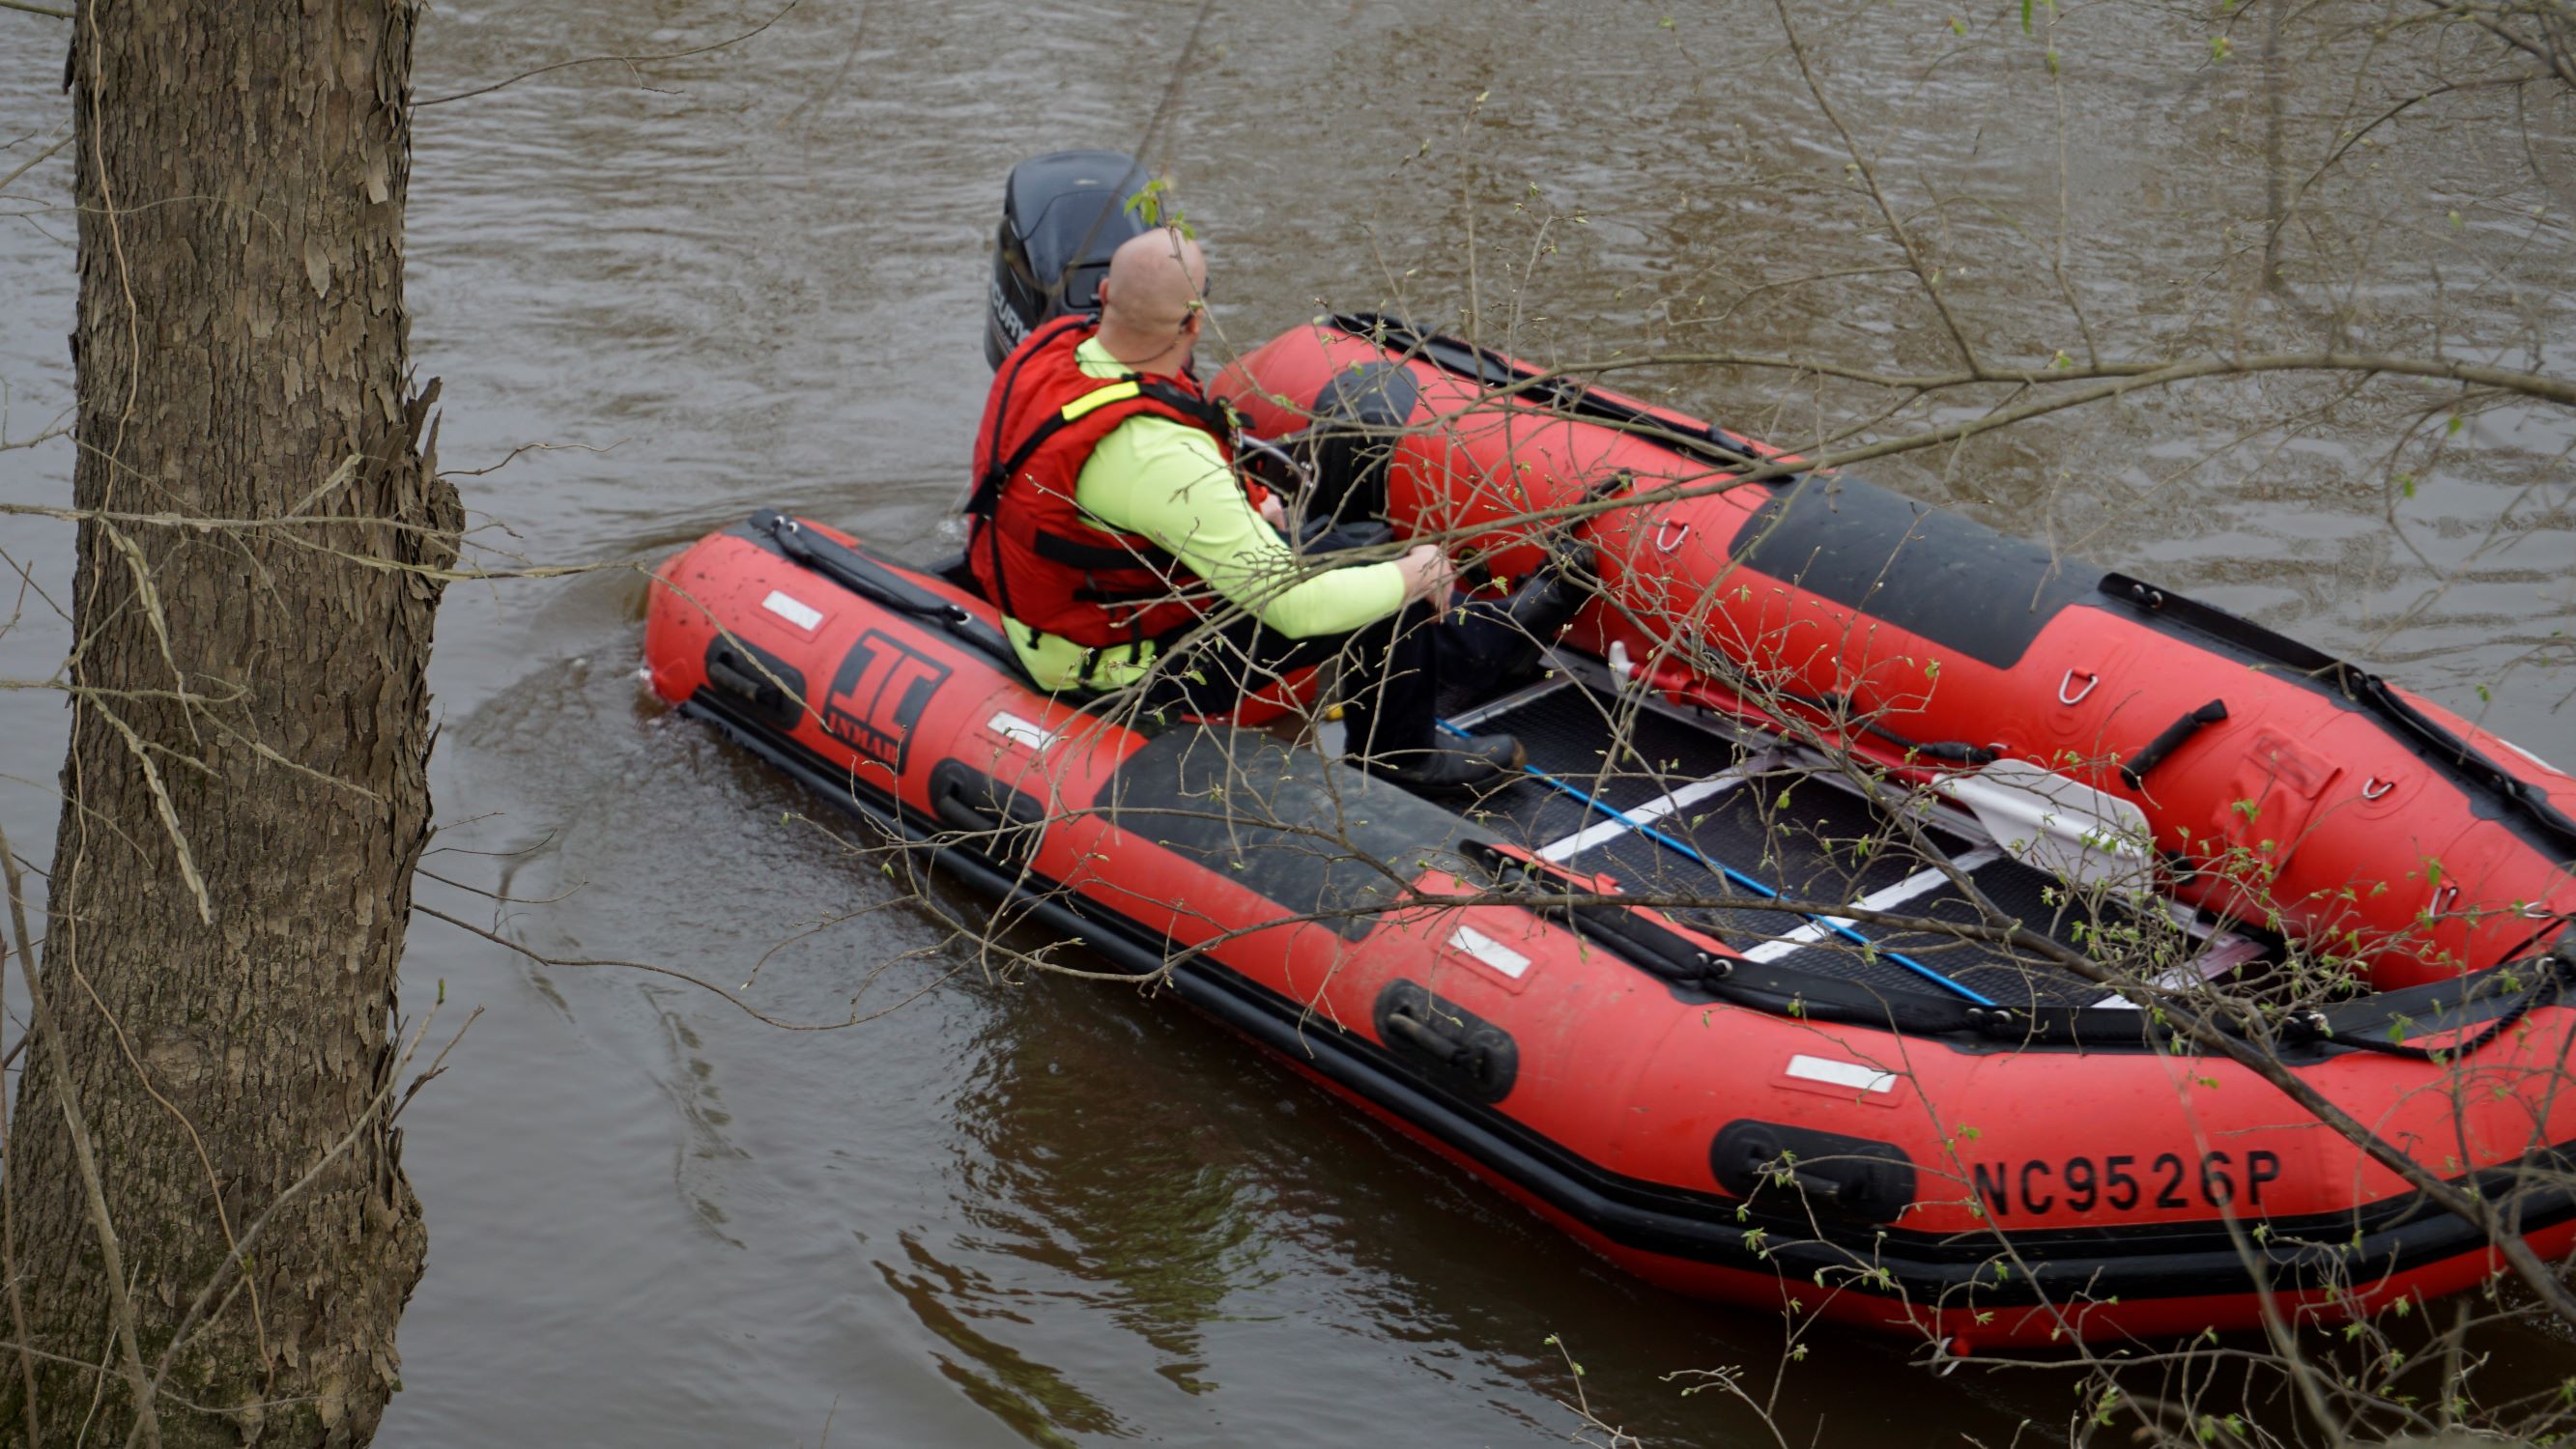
[1488,681,1738,811]
[1454,683,2166,1012]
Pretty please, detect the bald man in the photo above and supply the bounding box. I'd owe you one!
[963,227,1537,793]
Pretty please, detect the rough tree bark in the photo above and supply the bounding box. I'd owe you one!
[3,2,457,1444]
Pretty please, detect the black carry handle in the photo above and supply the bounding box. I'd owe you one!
[701,638,806,731]
[1372,980,1519,1102]
[1780,1170,1847,1205]
[1383,1009,1484,1071]
[704,649,773,704]
[2122,699,2229,791]
[928,760,1046,863]
[931,782,1001,837]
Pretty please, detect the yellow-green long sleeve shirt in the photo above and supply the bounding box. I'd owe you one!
[1002,338,1406,691]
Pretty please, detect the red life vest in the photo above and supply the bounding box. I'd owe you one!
[964,315,1245,657]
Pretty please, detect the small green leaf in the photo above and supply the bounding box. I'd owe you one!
[2020,0,2033,33]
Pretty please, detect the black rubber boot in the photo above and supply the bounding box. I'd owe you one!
[1339,602,1529,798]
[1360,730,1527,797]
[1449,545,1599,684]
[1498,569,1585,661]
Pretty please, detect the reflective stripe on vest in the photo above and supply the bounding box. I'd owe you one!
[1059,381,1143,421]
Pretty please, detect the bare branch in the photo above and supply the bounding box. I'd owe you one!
[415,2,798,107]
[1770,0,1984,371]
[0,135,69,195]
[0,822,160,1447]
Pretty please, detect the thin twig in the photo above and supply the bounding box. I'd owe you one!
[1771,0,1983,371]
[413,903,929,1031]
[0,822,160,1447]
[0,135,70,195]
[90,706,210,925]
[415,2,797,107]
[2417,0,2576,86]
[0,865,41,1445]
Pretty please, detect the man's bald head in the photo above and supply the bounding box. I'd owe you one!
[1095,228,1209,371]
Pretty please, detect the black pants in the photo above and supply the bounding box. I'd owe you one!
[1134,598,1533,757]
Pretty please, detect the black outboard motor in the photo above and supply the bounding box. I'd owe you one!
[984,150,1150,368]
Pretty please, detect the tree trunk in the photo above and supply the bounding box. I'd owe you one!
[4,3,456,1444]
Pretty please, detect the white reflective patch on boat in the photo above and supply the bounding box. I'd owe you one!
[1447,924,1531,980]
[760,590,824,632]
[987,712,1056,752]
[1785,1054,1896,1094]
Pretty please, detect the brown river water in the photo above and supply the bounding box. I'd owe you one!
[4,2,2574,1443]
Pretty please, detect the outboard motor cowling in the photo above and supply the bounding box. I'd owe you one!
[985,150,1150,368]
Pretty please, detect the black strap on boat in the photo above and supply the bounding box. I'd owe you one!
[1736,679,2000,768]
[2104,573,2576,856]
[1472,844,1734,992]
[744,511,1034,681]
[1834,696,2000,767]
[2308,954,2571,1062]
[2121,698,2229,791]
[752,511,962,626]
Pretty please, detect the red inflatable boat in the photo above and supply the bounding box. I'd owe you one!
[643,159,2576,1349]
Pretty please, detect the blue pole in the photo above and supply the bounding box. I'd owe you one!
[1439,720,1998,1007]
